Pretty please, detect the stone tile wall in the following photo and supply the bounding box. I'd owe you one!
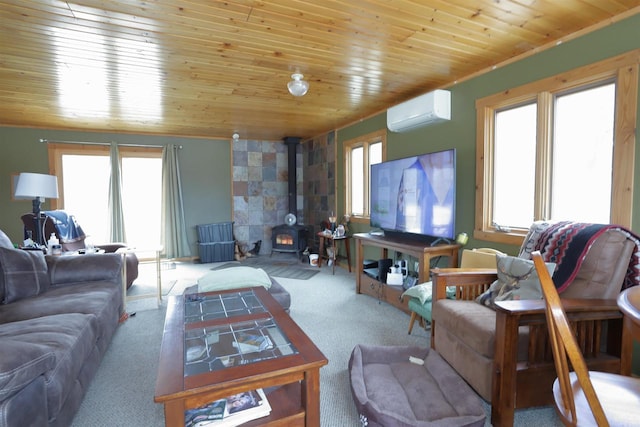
[232,139,303,255]
[302,131,335,251]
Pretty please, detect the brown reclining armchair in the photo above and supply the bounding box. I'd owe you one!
[21,211,139,289]
[430,221,638,426]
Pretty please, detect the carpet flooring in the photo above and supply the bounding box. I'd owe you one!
[126,262,179,297]
[72,260,561,427]
[213,253,320,280]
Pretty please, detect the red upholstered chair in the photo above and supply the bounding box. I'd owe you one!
[21,211,139,289]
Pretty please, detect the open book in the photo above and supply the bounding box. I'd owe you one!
[185,389,271,427]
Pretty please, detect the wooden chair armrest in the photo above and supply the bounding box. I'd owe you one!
[494,298,621,319]
[491,297,623,426]
[431,267,497,301]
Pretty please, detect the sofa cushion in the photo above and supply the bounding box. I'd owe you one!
[46,253,123,286]
[0,339,55,402]
[561,229,635,299]
[0,247,50,304]
[197,266,272,292]
[476,255,555,309]
[433,300,530,361]
[434,300,498,357]
[0,313,99,420]
[0,281,122,351]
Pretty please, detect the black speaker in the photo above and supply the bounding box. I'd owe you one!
[378,258,393,283]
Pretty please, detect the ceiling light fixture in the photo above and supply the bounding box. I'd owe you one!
[287,73,309,97]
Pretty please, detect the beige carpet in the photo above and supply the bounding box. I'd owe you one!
[213,253,320,280]
[73,260,560,427]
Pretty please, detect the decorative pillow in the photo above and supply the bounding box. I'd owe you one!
[0,229,13,249]
[476,254,556,309]
[401,281,456,305]
[0,247,50,304]
[198,266,272,293]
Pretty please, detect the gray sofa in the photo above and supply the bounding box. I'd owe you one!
[0,229,124,427]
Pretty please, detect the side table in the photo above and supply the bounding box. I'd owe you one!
[121,246,163,311]
[317,232,352,274]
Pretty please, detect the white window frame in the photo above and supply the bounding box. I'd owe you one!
[475,50,639,245]
[344,130,386,223]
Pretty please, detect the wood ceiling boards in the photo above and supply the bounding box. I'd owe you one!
[1,0,639,141]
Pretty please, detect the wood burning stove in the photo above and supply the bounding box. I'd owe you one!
[271,224,307,257]
[271,136,308,258]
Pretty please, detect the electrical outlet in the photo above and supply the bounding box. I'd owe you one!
[414,261,419,271]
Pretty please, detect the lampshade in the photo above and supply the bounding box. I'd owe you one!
[287,73,309,97]
[14,172,59,199]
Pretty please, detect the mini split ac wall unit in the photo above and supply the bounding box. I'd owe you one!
[386,89,451,132]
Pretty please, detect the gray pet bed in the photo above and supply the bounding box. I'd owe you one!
[348,344,486,427]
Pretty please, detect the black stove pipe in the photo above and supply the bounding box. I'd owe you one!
[283,136,301,216]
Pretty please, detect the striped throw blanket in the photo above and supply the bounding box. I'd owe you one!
[518,221,640,292]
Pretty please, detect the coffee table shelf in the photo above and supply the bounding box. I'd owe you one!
[154,287,327,427]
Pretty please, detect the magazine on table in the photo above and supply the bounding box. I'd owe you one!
[185,399,226,427]
[186,389,271,427]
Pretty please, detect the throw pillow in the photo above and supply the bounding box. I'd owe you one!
[0,229,13,249]
[0,247,50,304]
[198,266,272,293]
[476,254,556,309]
[401,281,456,305]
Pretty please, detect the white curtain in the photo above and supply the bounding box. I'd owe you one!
[108,142,127,242]
[161,144,191,258]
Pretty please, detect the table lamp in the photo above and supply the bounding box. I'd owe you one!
[14,172,59,246]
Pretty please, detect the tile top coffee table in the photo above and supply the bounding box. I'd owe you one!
[154,286,328,427]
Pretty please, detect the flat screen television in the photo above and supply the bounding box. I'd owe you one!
[370,149,456,244]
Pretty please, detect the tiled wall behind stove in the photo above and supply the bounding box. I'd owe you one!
[232,139,303,255]
[303,131,335,249]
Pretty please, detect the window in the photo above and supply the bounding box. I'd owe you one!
[48,143,163,249]
[476,52,638,245]
[344,130,385,220]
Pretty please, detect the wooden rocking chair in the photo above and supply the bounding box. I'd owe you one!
[532,251,640,426]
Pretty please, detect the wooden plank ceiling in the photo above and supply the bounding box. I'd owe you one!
[1,1,639,141]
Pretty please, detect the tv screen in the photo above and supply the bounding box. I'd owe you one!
[370,149,456,242]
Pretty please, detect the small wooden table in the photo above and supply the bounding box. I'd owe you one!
[617,286,640,375]
[316,232,352,274]
[122,246,163,311]
[154,287,327,427]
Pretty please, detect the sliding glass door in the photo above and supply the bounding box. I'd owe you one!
[49,143,162,249]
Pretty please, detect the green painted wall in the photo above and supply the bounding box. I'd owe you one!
[1,12,639,373]
[0,127,231,256]
[335,12,640,375]
[337,13,640,255]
